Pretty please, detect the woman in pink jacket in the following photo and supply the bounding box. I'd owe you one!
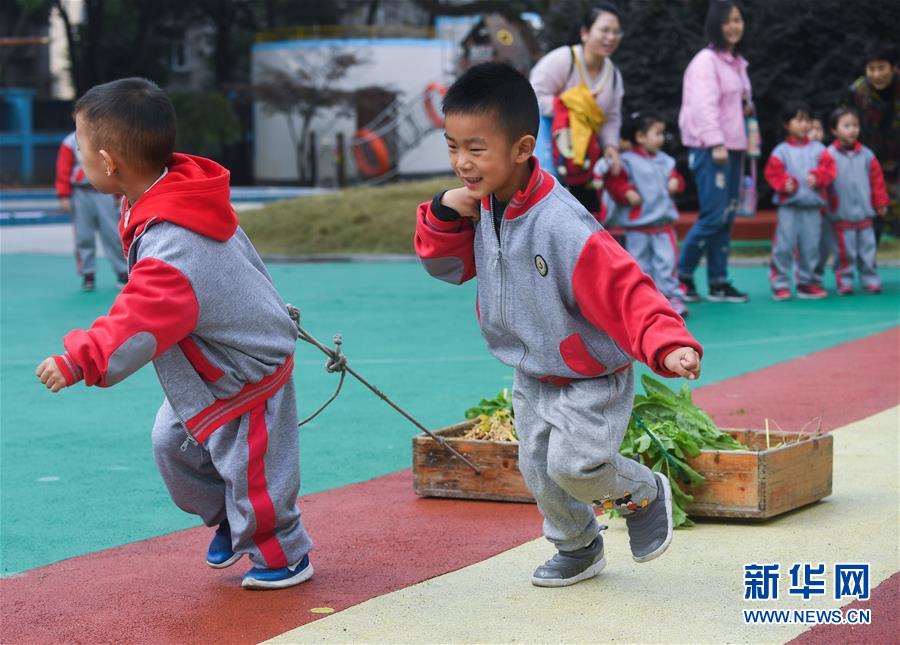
[677,0,752,303]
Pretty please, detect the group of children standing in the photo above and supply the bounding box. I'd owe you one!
[766,103,888,299]
[586,103,887,316]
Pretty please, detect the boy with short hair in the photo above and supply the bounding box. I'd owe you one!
[56,130,128,290]
[35,78,314,590]
[819,105,889,294]
[763,101,835,301]
[603,111,688,317]
[414,63,702,588]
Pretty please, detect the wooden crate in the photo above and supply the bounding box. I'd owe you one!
[412,423,833,519]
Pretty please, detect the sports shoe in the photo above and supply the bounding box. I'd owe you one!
[679,276,701,303]
[707,282,749,303]
[625,472,673,563]
[772,288,791,301]
[242,554,314,590]
[206,520,241,568]
[531,532,607,588]
[797,284,827,300]
[82,273,96,291]
[838,286,854,296]
[116,273,128,289]
[863,284,882,294]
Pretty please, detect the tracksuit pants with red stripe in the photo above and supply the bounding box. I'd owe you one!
[72,187,127,278]
[624,228,682,306]
[770,206,822,291]
[152,378,313,569]
[830,220,880,291]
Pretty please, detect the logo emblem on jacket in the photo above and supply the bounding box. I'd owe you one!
[534,255,548,277]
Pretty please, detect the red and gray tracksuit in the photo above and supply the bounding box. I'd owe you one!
[55,132,127,278]
[764,137,835,291]
[818,142,889,291]
[604,147,686,309]
[50,154,312,569]
[414,158,701,552]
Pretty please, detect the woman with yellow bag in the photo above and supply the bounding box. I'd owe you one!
[530,3,624,219]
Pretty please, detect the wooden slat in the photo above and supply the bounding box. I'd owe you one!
[760,434,833,517]
[412,423,534,502]
[685,449,760,517]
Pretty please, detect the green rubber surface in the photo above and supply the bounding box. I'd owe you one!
[1,254,897,575]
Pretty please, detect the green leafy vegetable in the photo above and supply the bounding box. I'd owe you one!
[462,377,747,528]
[464,389,513,420]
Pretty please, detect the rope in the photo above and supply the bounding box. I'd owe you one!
[286,304,481,474]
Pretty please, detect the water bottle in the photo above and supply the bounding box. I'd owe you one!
[738,175,755,216]
[746,116,761,159]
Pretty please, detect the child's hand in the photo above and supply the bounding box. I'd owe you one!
[59,198,72,213]
[711,145,728,165]
[442,187,481,221]
[663,347,701,381]
[35,357,68,393]
[667,177,680,194]
[604,146,622,176]
[784,177,797,193]
[876,206,888,217]
[625,190,642,207]
[806,172,818,188]
[553,128,573,159]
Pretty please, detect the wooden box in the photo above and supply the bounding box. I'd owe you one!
[412,423,833,519]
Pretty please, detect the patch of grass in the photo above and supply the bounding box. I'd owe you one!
[240,176,900,262]
[240,176,456,256]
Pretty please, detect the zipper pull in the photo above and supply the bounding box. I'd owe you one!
[180,434,199,452]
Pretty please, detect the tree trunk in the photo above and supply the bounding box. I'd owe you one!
[84,0,104,89]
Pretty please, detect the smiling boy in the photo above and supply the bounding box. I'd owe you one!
[414,63,702,587]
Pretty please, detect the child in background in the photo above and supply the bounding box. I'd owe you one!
[820,106,889,294]
[764,101,835,300]
[808,116,833,288]
[603,112,688,317]
[415,63,702,588]
[56,131,129,290]
[36,78,314,590]
[808,117,825,143]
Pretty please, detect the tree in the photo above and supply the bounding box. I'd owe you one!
[170,91,241,160]
[51,0,189,96]
[412,0,545,24]
[0,0,53,86]
[253,47,367,184]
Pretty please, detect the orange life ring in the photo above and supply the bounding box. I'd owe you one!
[423,82,448,128]
[352,128,391,178]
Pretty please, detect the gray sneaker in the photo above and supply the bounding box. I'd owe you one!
[625,472,673,563]
[531,531,607,588]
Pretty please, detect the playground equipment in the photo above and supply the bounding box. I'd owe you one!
[349,82,447,183]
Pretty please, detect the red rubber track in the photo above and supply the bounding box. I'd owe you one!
[1,328,897,644]
[789,572,899,645]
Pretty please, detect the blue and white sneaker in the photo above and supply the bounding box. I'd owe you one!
[242,554,314,590]
[206,520,241,568]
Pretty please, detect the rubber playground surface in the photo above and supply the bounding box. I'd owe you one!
[1,252,898,644]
